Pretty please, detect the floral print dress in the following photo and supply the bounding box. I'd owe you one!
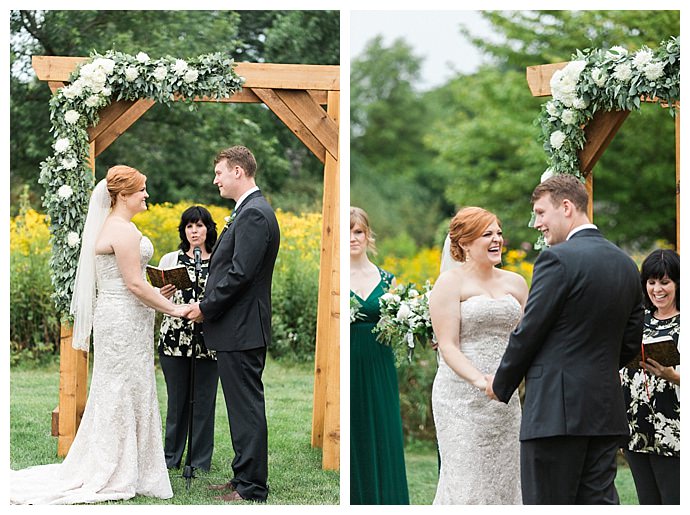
[621,310,680,456]
[158,251,215,360]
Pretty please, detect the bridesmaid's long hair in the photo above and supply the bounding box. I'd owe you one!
[449,207,501,262]
[350,206,377,255]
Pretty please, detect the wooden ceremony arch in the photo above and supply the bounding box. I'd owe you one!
[32,56,341,470]
[526,62,680,247]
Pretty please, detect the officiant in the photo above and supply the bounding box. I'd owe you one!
[157,205,219,472]
[620,248,680,504]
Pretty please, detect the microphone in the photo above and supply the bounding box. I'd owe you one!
[193,246,202,272]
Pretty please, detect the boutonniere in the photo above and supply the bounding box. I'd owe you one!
[223,211,237,230]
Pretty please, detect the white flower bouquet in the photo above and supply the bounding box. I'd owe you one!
[373,281,435,364]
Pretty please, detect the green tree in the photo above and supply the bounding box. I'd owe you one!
[350,37,449,247]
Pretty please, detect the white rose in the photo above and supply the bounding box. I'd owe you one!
[561,109,577,125]
[125,66,140,82]
[85,69,107,92]
[572,97,588,110]
[64,110,80,124]
[67,231,80,247]
[643,61,665,81]
[396,304,411,321]
[613,62,633,82]
[79,62,97,80]
[541,168,554,182]
[85,95,101,107]
[632,48,654,69]
[172,59,188,75]
[61,158,78,170]
[606,45,628,61]
[591,67,607,87]
[54,137,71,153]
[93,57,115,74]
[380,293,395,302]
[62,82,83,100]
[136,52,150,63]
[57,184,74,199]
[101,87,112,97]
[550,130,566,150]
[408,289,419,297]
[546,101,560,117]
[183,68,199,83]
[562,60,587,81]
[153,66,168,81]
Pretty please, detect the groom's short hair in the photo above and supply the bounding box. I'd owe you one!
[532,174,588,213]
[215,145,257,177]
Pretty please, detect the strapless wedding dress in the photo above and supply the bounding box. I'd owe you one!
[432,294,522,504]
[10,237,172,504]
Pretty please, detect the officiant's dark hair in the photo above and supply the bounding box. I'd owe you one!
[449,207,501,262]
[640,249,680,310]
[531,174,588,213]
[215,145,257,177]
[178,205,218,254]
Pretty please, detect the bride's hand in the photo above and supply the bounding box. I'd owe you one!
[171,304,192,319]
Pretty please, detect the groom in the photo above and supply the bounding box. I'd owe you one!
[486,174,643,504]
[188,145,280,502]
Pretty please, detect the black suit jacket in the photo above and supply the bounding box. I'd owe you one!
[493,228,643,441]
[200,190,280,352]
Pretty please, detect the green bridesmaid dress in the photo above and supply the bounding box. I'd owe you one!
[350,267,409,505]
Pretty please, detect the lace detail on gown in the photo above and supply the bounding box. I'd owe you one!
[432,295,522,505]
[10,237,172,504]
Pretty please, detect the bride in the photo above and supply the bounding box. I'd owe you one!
[430,207,528,504]
[11,165,191,504]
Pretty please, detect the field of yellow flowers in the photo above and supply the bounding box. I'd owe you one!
[10,201,323,364]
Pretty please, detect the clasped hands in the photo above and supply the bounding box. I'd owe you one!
[481,374,499,401]
[161,285,204,322]
[170,302,204,322]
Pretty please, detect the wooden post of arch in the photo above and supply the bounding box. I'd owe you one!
[526,62,680,241]
[32,56,340,469]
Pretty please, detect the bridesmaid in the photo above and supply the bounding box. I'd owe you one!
[349,206,409,505]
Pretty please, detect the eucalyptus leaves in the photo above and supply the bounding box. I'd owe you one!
[539,36,680,180]
[532,37,679,248]
[39,50,245,316]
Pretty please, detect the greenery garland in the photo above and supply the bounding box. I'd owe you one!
[532,36,679,248]
[38,50,245,317]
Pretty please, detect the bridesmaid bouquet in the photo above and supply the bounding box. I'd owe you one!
[373,281,435,364]
[350,295,364,323]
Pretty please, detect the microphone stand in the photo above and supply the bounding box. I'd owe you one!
[182,246,203,490]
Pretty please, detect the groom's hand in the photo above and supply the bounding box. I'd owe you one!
[485,374,498,401]
[188,302,204,323]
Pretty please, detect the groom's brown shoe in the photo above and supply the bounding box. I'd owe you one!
[214,491,245,502]
[208,481,235,492]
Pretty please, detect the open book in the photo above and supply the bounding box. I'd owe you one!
[625,335,680,370]
[146,264,193,290]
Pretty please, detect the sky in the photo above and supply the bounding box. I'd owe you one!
[349,10,498,90]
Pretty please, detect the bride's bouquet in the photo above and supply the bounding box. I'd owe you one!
[373,281,435,364]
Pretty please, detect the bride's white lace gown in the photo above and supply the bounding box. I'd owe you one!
[10,237,172,504]
[432,295,522,505]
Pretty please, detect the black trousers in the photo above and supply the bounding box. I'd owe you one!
[159,353,219,471]
[624,450,680,504]
[521,435,622,504]
[217,347,269,502]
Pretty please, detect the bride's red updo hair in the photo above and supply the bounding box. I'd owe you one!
[106,165,146,207]
[449,207,501,262]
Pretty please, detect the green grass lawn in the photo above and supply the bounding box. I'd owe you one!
[10,356,339,505]
[404,439,639,505]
